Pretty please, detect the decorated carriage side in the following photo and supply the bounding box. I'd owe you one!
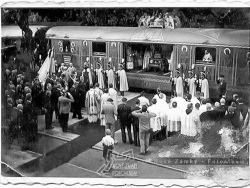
[45,26,250,104]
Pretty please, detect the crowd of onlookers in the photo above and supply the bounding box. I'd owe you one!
[3,8,249,29]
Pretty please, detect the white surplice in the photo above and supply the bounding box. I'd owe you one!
[106,69,115,88]
[96,68,105,89]
[174,76,184,97]
[148,104,161,132]
[188,77,196,98]
[201,78,209,99]
[167,107,182,132]
[108,88,118,110]
[181,110,197,137]
[117,69,129,92]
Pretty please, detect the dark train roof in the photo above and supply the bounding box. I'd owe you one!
[46,26,250,48]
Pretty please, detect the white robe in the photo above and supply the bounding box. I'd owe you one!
[167,107,182,132]
[175,76,184,97]
[171,96,186,112]
[153,93,166,102]
[96,68,105,89]
[201,78,209,99]
[106,69,115,88]
[191,97,200,107]
[157,99,169,127]
[85,88,99,123]
[108,88,118,110]
[181,110,197,137]
[148,104,161,132]
[118,69,129,92]
[87,68,93,86]
[188,77,196,98]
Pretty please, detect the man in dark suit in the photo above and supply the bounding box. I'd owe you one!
[131,99,140,147]
[117,97,133,144]
[217,75,227,100]
[70,82,83,119]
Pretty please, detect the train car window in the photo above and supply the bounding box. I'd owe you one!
[63,40,70,53]
[195,47,216,64]
[124,43,173,74]
[92,42,106,56]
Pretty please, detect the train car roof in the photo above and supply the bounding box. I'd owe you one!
[1,25,48,38]
[46,26,250,48]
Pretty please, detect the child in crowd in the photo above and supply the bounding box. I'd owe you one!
[102,129,115,168]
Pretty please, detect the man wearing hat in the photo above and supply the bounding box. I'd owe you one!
[187,69,197,98]
[117,97,133,144]
[174,69,184,97]
[217,74,227,100]
[200,71,209,99]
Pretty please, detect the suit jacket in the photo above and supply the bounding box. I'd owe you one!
[117,103,132,124]
[102,102,117,124]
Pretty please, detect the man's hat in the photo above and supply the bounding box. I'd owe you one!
[175,69,180,74]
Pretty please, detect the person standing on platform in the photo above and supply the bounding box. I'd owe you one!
[96,63,105,90]
[167,101,182,137]
[94,83,103,119]
[131,100,141,147]
[100,88,110,126]
[70,82,83,119]
[85,84,99,123]
[44,90,54,129]
[108,83,118,111]
[117,97,133,144]
[79,76,88,108]
[102,129,114,168]
[187,69,197,98]
[132,105,156,155]
[58,90,74,132]
[200,71,209,99]
[174,69,184,97]
[117,65,129,96]
[102,97,118,144]
[217,74,226,100]
[106,65,115,89]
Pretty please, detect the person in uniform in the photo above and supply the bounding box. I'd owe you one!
[174,69,184,97]
[200,71,209,99]
[217,74,226,100]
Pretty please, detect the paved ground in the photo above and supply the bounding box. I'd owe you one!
[1,91,249,182]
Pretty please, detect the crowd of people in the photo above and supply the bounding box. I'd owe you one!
[2,55,250,160]
[2,48,130,150]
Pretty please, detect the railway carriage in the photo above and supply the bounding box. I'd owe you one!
[45,26,250,103]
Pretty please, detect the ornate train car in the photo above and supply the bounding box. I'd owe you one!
[46,26,250,103]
